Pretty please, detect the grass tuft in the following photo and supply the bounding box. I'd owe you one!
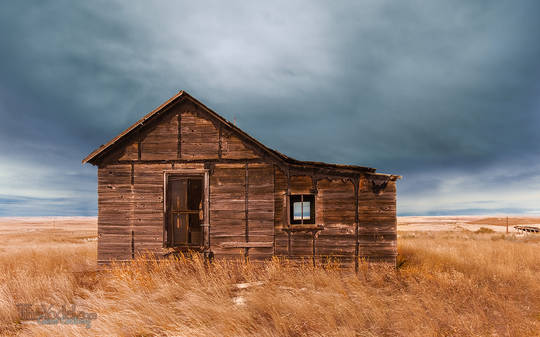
[475,227,496,234]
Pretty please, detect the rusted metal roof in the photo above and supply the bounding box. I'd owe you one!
[83,90,399,178]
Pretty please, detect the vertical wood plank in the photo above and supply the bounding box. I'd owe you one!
[244,162,249,260]
[177,113,181,159]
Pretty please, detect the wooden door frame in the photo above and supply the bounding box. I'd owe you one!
[163,169,210,249]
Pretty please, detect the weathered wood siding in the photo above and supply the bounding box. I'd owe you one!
[132,163,171,254]
[287,175,314,260]
[94,96,397,265]
[209,163,274,260]
[210,163,246,259]
[316,179,356,264]
[97,163,132,261]
[221,131,259,159]
[274,166,288,255]
[246,163,274,259]
[273,172,397,265]
[358,177,397,262]
[181,110,219,159]
[96,100,273,263]
[141,109,179,161]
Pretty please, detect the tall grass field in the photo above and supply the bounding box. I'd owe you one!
[0,218,538,336]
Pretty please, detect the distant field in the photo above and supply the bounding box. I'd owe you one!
[0,217,96,257]
[398,215,540,232]
[0,217,539,336]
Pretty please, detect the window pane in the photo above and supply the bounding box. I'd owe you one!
[302,202,311,220]
[187,179,202,210]
[293,201,311,220]
[293,202,303,220]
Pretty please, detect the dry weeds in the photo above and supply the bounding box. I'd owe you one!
[0,219,539,337]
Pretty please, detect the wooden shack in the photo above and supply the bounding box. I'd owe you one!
[83,91,400,267]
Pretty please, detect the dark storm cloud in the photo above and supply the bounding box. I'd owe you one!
[0,0,539,215]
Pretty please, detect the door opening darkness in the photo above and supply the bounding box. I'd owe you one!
[166,176,203,246]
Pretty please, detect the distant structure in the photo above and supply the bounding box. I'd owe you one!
[514,225,539,233]
[83,91,400,267]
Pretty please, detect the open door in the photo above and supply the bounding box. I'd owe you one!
[166,175,203,247]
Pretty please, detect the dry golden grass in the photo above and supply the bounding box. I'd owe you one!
[0,218,539,336]
[469,217,540,226]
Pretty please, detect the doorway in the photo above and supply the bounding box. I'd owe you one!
[165,175,203,247]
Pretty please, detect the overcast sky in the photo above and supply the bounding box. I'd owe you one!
[1,1,539,216]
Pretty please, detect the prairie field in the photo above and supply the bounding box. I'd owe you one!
[0,217,539,337]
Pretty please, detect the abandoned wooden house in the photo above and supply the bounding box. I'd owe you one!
[83,91,400,267]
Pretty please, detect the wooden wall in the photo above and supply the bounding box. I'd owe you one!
[97,163,132,261]
[358,177,397,263]
[246,163,274,259]
[209,163,274,260]
[96,100,271,263]
[273,172,397,266]
[316,179,356,264]
[274,167,288,255]
[95,98,396,265]
[181,111,219,159]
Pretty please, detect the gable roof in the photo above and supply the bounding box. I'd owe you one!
[83,91,398,177]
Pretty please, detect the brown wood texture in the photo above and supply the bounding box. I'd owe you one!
[132,163,171,256]
[221,131,259,159]
[358,177,397,262]
[181,110,220,159]
[273,166,288,255]
[289,175,312,194]
[247,163,274,259]
[140,111,178,161]
[274,175,317,259]
[273,175,397,266]
[100,101,266,165]
[93,95,397,265]
[209,163,247,258]
[97,164,132,261]
[209,163,274,260]
[219,242,273,248]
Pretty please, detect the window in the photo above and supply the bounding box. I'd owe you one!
[289,194,315,224]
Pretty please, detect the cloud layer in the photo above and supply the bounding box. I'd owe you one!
[1,0,539,215]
